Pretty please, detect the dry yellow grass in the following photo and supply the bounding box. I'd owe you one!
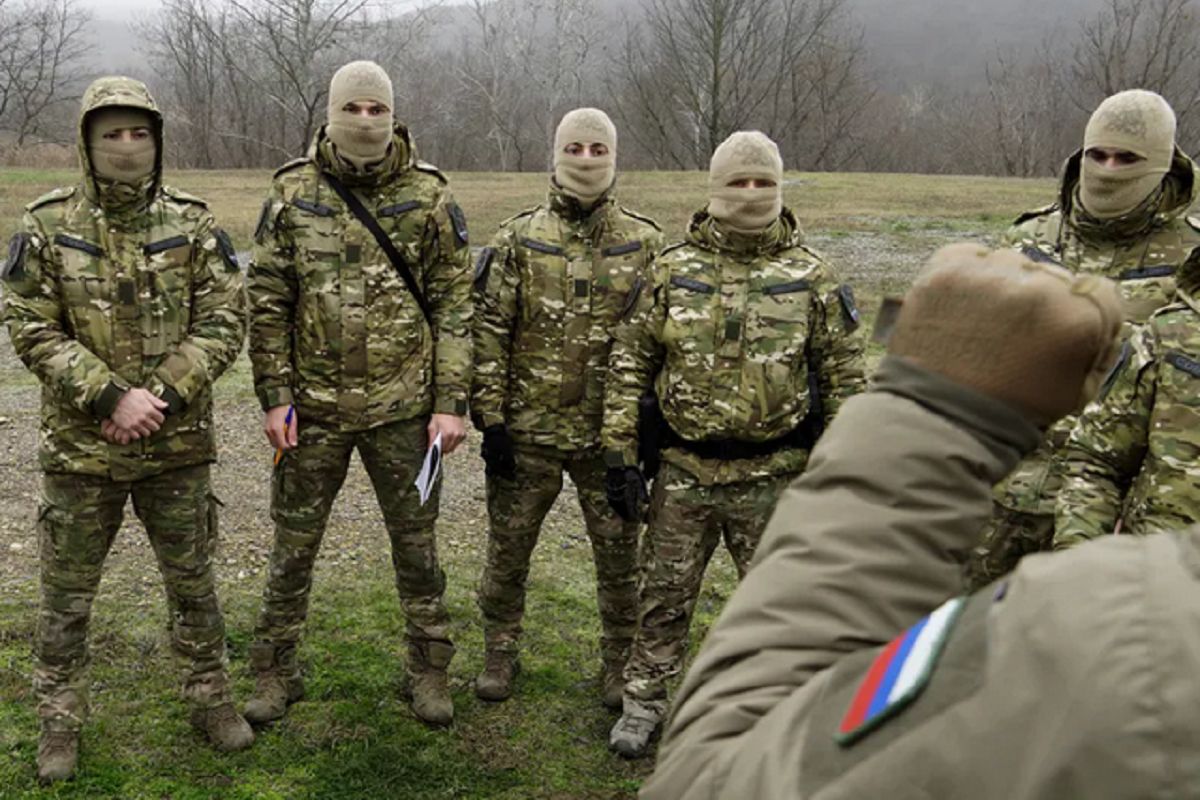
[1,167,1056,251]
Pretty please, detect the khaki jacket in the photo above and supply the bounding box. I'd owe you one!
[642,357,1200,798]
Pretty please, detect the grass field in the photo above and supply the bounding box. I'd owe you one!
[0,167,1054,799]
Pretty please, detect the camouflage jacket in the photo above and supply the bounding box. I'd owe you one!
[993,148,1200,515]
[471,186,664,450]
[249,125,472,429]
[1005,147,1200,326]
[1055,283,1200,548]
[1,77,246,481]
[604,209,866,485]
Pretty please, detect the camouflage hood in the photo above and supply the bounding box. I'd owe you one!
[1058,145,1198,234]
[309,121,416,184]
[76,76,164,204]
[685,206,804,256]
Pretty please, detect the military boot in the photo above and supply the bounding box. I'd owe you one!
[244,642,305,725]
[190,702,255,751]
[408,639,455,726]
[37,728,79,784]
[475,649,519,702]
[608,705,661,759]
[600,654,628,710]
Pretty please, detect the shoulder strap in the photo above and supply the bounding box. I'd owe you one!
[320,169,433,328]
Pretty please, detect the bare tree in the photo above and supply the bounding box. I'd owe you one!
[1069,0,1200,150]
[610,0,873,170]
[0,0,90,147]
[979,45,1076,177]
[455,0,602,171]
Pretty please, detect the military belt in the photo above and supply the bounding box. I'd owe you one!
[662,420,814,461]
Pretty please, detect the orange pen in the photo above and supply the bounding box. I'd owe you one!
[273,404,294,465]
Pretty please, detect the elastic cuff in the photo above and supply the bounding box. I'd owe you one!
[433,395,468,415]
[258,385,295,413]
[93,379,130,419]
[604,449,637,469]
[474,411,505,431]
[160,385,185,415]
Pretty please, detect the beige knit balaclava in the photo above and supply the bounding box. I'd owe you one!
[553,108,617,206]
[88,107,156,184]
[1080,89,1176,219]
[707,131,783,233]
[327,60,394,169]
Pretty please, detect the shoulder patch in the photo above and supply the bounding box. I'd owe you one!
[1013,203,1058,227]
[1097,339,1132,401]
[618,206,663,231]
[214,228,239,272]
[254,199,273,244]
[448,202,468,248]
[474,246,495,293]
[2,232,31,281]
[836,596,967,747]
[162,186,209,207]
[273,157,311,179]
[413,160,448,184]
[26,186,75,212]
[838,283,861,331]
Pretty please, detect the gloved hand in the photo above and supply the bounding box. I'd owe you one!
[481,424,517,480]
[606,466,648,522]
[886,243,1123,427]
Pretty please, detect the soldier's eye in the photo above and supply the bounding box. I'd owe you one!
[564,142,585,156]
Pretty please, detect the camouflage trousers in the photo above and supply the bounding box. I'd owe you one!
[479,443,639,667]
[251,417,452,675]
[34,464,230,732]
[623,462,795,719]
[963,429,1066,592]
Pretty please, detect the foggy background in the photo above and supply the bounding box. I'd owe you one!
[1,0,1192,175]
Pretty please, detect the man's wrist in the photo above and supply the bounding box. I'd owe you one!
[93,377,131,419]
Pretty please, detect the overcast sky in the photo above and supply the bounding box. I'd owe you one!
[81,0,157,17]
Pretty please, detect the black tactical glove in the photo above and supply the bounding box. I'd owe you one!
[606,466,648,523]
[481,424,517,480]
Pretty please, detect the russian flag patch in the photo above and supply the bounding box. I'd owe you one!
[835,596,967,746]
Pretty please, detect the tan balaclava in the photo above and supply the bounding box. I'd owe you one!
[1079,89,1176,219]
[707,131,784,233]
[88,107,156,185]
[327,60,394,169]
[887,243,1123,427]
[553,108,617,206]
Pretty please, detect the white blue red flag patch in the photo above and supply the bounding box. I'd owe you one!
[835,596,967,745]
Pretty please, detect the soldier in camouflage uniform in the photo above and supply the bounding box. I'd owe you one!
[603,131,866,758]
[1,76,251,783]
[1055,252,1200,548]
[471,108,664,707]
[965,89,1200,589]
[246,62,472,727]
